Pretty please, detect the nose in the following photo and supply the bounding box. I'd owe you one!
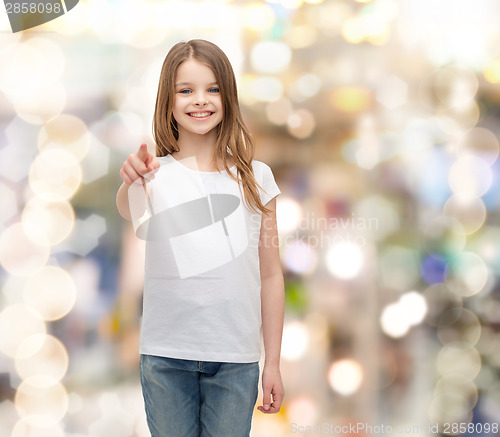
[194,92,209,105]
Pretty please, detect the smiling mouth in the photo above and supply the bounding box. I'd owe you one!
[187,112,214,119]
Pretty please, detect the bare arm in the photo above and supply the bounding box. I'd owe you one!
[116,143,159,221]
[257,197,285,414]
[116,182,131,221]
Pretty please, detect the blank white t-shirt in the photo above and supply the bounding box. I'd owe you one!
[138,154,281,363]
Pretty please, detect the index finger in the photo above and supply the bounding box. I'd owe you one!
[137,143,149,160]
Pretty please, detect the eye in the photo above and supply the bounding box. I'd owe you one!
[179,89,191,94]
[209,88,220,93]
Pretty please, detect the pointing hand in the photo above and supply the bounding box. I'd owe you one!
[120,144,160,185]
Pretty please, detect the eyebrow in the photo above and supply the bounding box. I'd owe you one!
[175,81,219,86]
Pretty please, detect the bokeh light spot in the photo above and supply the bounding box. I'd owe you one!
[15,334,69,382]
[445,252,488,298]
[23,266,77,321]
[437,342,481,379]
[283,240,317,275]
[0,304,46,358]
[12,417,64,437]
[28,149,82,202]
[281,320,309,361]
[328,359,363,396]
[15,376,68,423]
[38,114,91,162]
[326,241,364,279]
[21,198,75,247]
[0,223,49,276]
[251,41,292,74]
[329,86,372,112]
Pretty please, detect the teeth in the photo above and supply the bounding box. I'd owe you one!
[189,112,212,118]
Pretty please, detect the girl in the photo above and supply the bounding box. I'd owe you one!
[116,39,285,437]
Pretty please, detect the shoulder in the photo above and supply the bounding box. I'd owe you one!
[156,154,171,164]
[251,159,277,180]
[251,159,273,175]
[251,159,267,167]
[154,154,175,172]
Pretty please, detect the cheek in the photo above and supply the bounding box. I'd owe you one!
[173,99,184,115]
[215,98,224,116]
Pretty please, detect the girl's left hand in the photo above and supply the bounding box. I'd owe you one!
[257,365,285,414]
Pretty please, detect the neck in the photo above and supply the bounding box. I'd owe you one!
[174,129,222,172]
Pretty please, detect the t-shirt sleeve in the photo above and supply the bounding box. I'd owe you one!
[257,162,281,206]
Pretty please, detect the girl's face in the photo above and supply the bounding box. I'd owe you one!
[173,58,223,138]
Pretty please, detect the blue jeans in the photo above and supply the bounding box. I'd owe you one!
[140,354,259,437]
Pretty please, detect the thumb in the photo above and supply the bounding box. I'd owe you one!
[145,156,160,172]
[262,388,272,411]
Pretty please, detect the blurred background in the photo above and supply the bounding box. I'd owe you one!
[1,0,500,436]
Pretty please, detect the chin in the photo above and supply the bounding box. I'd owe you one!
[188,128,215,137]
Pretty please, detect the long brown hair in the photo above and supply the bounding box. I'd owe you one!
[153,39,272,215]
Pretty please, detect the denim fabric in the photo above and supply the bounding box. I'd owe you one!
[140,354,259,437]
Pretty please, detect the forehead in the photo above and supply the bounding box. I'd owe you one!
[175,58,217,84]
